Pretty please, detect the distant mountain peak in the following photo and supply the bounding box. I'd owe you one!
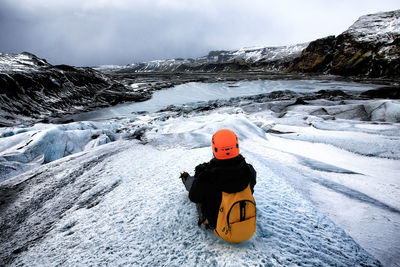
[343,9,400,43]
[288,9,400,77]
[0,52,50,72]
[95,42,309,73]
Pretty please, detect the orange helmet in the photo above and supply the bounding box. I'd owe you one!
[212,129,239,160]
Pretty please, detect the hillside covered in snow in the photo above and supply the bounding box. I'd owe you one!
[95,9,400,78]
[95,43,309,73]
[0,52,153,127]
[288,9,400,77]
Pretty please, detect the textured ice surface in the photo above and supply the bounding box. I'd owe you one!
[1,80,399,266]
[2,115,383,266]
[269,124,400,159]
[70,79,383,121]
[0,121,121,182]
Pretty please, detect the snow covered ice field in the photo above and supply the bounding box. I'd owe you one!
[69,79,383,121]
[1,80,400,266]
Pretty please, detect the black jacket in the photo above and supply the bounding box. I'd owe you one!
[189,154,256,229]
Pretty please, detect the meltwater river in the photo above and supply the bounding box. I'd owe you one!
[71,79,383,121]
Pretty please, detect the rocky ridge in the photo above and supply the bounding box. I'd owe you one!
[0,52,150,126]
[287,10,400,78]
[95,43,309,73]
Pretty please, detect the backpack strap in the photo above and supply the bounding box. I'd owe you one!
[240,201,246,221]
[226,199,255,230]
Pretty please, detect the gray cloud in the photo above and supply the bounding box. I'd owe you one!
[0,0,399,66]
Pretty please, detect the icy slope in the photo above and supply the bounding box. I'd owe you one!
[0,115,381,266]
[0,121,123,182]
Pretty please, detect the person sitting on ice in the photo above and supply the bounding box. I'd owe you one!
[180,129,257,243]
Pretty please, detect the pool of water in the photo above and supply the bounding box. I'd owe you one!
[70,79,383,121]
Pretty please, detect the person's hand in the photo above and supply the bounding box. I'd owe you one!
[180,172,189,183]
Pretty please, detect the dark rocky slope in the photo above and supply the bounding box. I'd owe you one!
[0,53,150,126]
[287,10,400,78]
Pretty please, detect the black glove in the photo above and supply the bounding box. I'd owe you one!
[180,172,189,183]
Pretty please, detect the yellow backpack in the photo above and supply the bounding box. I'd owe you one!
[213,184,256,243]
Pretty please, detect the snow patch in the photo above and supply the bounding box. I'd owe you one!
[344,9,400,43]
[145,113,266,149]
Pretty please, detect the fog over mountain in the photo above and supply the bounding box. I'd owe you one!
[0,0,399,66]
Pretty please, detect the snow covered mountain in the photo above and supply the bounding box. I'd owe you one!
[343,9,400,43]
[0,52,50,71]
[97,9,400,77]
[95,43,309,73]
[0,52,150,127]
[288,9,400,77]
[201,43,308,63]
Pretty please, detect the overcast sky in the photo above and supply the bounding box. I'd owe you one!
[0,0,399,66]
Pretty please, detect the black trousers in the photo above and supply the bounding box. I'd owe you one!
[184,176,205,224]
